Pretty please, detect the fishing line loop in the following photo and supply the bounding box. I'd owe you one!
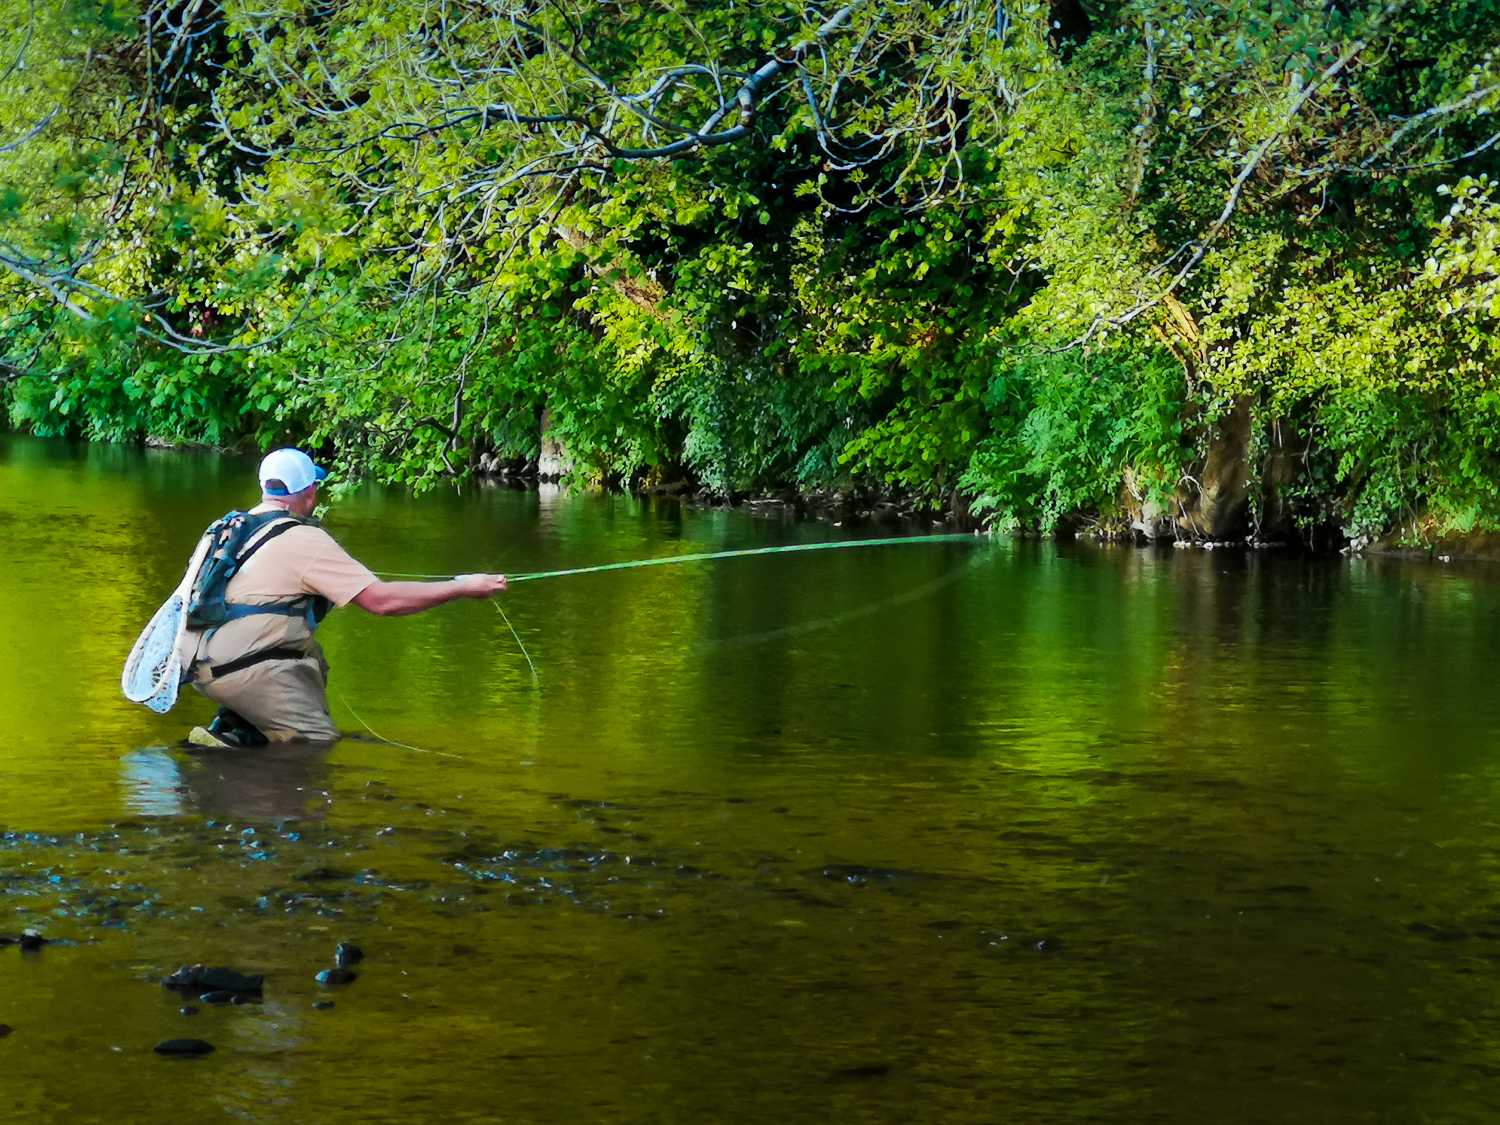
[495,600,540,689]
[328,680,465,759]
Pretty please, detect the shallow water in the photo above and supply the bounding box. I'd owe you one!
[4,434,1500,1123]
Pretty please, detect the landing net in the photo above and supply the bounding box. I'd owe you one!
[121,532,213,714]
[121,593,187,713]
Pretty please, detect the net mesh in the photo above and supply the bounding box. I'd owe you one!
[121,594,185,713]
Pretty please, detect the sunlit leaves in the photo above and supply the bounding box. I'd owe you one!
[4,0,1500,541]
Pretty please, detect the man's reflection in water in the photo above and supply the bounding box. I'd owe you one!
[121,741,335,821]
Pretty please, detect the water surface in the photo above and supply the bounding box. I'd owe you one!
[3,435,1500,1123]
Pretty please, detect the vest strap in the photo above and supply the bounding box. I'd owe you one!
[218,599,319,622]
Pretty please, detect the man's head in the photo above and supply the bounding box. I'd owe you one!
[258,448,327,516]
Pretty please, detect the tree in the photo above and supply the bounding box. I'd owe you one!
[4,0,1500,544]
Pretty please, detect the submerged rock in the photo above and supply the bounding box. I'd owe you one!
[166,965,263,994]
[17,930,45,951]
[832,1064,891,1080]
[179,1007,199,1016]
[153,1038,215,1057]
[814,863,927,884]
[196,967,264,992]
[295,867,354,883]
[161,964,204,988]
[0,1024,12,1037]
[312,1001,335,1011]
[334,942,364,968]
[315,968,357,985]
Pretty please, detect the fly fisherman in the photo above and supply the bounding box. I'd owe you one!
[185,448,507,748]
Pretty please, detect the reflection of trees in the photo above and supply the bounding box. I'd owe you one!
[0,436,253,823]
[14,453,1500,1116]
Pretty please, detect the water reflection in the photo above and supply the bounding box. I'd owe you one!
[9,434,1500,1124]
[121,742,334,821]
[118,749,184,817]
[176,742,334,822]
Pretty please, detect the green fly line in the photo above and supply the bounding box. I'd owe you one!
[361,532,986,748]
[327,680,466,760]
[494,600,539,688]
[374,533,984,584]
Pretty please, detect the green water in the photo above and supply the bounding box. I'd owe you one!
[4,434,1500,1123]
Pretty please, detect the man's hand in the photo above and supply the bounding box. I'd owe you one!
[453,573,508,598]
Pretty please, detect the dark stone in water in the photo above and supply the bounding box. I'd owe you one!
[313,1001,335,1011]
[316,968,357,985]
[295,867,354,882]
[179,1007,199,1016]
[1034,938,1062,952]
[230,994,261,1006]
[1405,922,1468,941]
[832,1064,891,1080]
[196,967,265,993]
[815,863,926,884]
[335,942,364,968]
[162,964,204,988]
[200,991,235,1006]
[0,1024,11,1037]
[154,1038,215,1057]
[17,930,44,951]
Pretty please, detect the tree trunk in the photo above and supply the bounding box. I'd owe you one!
[537,406,573,482]
[1175,396,1253,540]
[558,226,667,320]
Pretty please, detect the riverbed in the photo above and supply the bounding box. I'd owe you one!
[3,434,1500,1123]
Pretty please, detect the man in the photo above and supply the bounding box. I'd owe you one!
[187,448,506,748]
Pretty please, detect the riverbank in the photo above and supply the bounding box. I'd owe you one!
[19,425,1498,560]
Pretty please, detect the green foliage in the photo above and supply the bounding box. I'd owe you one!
[2,0,1500,544]
[961,346,1187,530]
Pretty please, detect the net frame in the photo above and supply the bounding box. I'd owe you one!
[121,533,213,714]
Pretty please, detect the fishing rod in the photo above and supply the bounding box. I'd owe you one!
[374,533,985,583]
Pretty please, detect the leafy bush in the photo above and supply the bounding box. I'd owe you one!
[961,346,1187,530]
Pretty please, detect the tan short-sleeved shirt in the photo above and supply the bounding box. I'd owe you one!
[192,505,377,667]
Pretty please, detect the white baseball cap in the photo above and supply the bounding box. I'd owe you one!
[258,448,328,496]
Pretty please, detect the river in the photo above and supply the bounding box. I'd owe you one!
[3,434,1500,1123]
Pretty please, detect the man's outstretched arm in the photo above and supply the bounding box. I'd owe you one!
[352,574,507,617]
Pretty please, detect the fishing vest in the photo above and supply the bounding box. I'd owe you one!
[186,509,333,635]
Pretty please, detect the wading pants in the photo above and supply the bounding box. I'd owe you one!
[192,643,341,743]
